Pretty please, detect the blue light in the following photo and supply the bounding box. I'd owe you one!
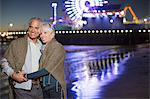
[65,46,131,99]
[110,19,114,23]
[65,0,111,20]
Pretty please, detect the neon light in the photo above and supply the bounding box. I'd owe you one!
[51,3,57,25]
[65,0,110,20]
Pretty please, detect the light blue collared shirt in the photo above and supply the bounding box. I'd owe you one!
[1,39,42,90]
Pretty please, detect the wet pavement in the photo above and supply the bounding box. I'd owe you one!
[0,42,149,99]
[100,44,149,99]
[65,44,149,99]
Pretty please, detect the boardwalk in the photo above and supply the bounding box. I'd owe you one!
[0,43,149,99]
[100,44,149,99]
[66,44,149,99]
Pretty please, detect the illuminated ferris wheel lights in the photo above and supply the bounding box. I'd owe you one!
[74,14,80,19]
[107,12,113,15]
[71,16,76,21]
[71,5,76,7]
[71,1,75,5]
[66,7,74,11]
[65,8,70,12]
[104,1,108,4]
[65,1,71,5]
[65,5,72,7]
[73,10,78,14]
[70,9,77,13]
[99,4,103,6]
[69,13,76,18]
[65,0,112,22]
[74,18,79,22]
[65,4,75,7]
[76,13,81,17]
[67,11,73,15]
[69,0,75,1]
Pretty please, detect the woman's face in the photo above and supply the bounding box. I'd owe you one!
[40,27,54,44]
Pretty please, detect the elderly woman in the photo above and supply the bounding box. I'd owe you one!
[39,23,67,99]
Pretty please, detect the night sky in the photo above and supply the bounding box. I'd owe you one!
[0,0,149,31]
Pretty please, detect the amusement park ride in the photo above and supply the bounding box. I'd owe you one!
[122,4,139,24]
[0,0,149,44]
[63,0,144,29]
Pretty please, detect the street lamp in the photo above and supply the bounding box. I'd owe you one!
[8,23,14,31]
[9,23,13,27]
[51,3,57,25]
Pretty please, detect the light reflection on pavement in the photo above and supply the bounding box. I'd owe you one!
[65,45,131,99]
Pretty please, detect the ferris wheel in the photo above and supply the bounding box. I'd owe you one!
[64,0,109,22]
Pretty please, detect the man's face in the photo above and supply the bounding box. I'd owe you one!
[28,19,41,40]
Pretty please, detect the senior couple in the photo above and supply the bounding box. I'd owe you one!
[1,17,67,99]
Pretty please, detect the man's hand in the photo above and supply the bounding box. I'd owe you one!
[11,71,27,83]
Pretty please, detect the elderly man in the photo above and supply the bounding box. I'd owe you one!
[1,17,43,99]
[39,22,67,99]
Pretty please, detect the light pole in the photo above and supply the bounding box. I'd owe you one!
[51,3,57,25]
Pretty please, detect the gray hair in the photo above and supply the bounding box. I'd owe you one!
[41,22,55,34]
[28,17,42,25]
